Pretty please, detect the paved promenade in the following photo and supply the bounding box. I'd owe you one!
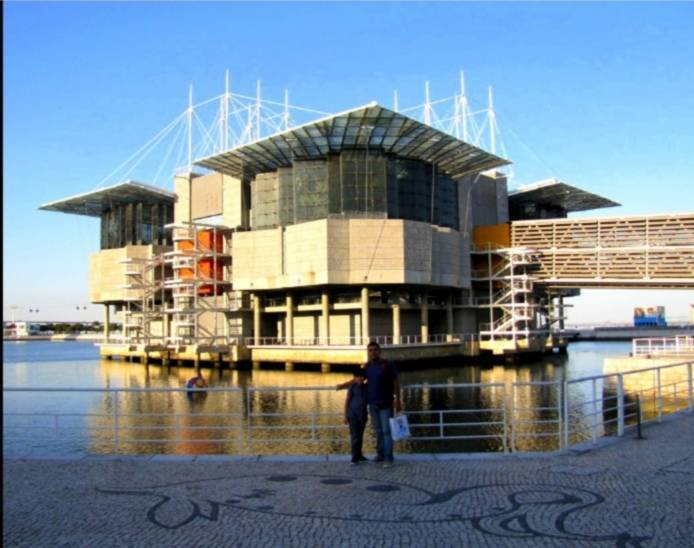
[4,413,694,547]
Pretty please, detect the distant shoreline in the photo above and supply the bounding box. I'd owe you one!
[3,334,103,342]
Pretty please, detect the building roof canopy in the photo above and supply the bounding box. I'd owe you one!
[196,103,510,180]
[509,178,620,212]
[39,181,176,217]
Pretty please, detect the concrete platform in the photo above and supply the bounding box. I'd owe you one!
[4,413,693,547]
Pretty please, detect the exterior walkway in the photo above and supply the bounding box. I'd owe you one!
[4,413,694,547]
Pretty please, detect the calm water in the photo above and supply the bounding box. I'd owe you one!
[3,340,639,456]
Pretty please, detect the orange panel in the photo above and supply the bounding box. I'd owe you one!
[473,224,510,248]
[176,240,194,251]
[197,230,224,253]
[198,258,224,280]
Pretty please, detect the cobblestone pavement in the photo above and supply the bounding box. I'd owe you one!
[4,413,694,547]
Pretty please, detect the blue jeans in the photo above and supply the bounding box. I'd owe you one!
[369,404,394,461]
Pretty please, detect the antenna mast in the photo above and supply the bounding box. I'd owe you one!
[488,85,496,155]
[187,84,193,173]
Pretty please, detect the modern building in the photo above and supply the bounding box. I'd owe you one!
[41,102,694,368]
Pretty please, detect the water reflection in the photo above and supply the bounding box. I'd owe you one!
[8,341,664,456]
[81,356,583,455]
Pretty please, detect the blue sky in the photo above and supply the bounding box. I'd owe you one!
[4,2,693,323]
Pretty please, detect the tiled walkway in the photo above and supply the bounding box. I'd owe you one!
[4,413,694,547]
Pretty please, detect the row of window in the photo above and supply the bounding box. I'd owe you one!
[100,203,173,249]
[251,151,460,230]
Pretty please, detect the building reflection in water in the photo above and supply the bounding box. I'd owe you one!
[85,355,619,455]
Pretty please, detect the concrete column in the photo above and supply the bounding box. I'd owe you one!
[252,361,261,370]
[559,296,565,331]
[446,293,454,342]
[285,361,294,372]
[286,294,294,345]
[321,290,330,345]
[392,291,401,345]
[103,304,110,342]
[321,362,331,373]
[253,294,261,345]
[163,312,170,342]
[121,308,127,339]
[421,291,429,343]
[361,287,369,345]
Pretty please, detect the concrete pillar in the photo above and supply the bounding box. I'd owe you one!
[446,293,454,342]
[321,290,330,345]
[559,296,565,331]
[392,291,401,345]
[173,173,193,224]
[253,294,261,345]
[103,305,110,342]
[121,308,127,339]
[162,352,170,366]
[285,361,294,372]
[421,291,429,343]
[361,287,369,345]
[252,361,261,370]
[286,294,294,345]
[163,313,170,343]
[321,362,331,373]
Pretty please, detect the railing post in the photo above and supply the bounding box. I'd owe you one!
[688,362,693,411]
[510,383,516,452]
[114,390,119,453]
[502,385,508,453]
[562,380,569,450]
[247,388,253,438]
[656,367,663,422]
[591,378,598,444]
[617,374,625,437]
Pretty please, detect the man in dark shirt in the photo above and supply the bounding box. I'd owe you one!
[364,341,401,467]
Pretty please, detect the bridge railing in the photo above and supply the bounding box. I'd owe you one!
[4,361,692,456]
[632,336,694,356]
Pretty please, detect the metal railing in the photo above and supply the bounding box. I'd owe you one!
[245,333,477,347]
[4,361,692,456]
[632,335,694,356]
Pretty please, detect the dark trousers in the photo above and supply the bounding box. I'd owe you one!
[348,416,367,459]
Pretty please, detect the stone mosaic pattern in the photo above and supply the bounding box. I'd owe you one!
[4,414,693,547]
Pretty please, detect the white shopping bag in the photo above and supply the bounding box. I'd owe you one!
[389,414,411,441]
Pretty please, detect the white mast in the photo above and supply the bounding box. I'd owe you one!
[488,85,496,155]
[255,80,262,140]
[223,70,230,150]
[393,90,399,113]
[187,84,193,173]
[423,81,432,126]
[461,71,469,142]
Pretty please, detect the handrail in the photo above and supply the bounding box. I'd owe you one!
[632,336,694,356]
[4,360,692,456]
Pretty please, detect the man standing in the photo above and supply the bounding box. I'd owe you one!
[364,341,401,468]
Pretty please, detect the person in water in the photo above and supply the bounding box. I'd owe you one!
[186,371,208,402]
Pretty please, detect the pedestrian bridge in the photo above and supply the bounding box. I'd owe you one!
[510,212,694,288]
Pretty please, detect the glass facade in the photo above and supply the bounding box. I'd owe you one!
[100,202,173,249]
[251,151,459,230]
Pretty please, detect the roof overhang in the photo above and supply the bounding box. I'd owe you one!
[39,181,176,217]
[196,102,510,180]
[509,178,620,213]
